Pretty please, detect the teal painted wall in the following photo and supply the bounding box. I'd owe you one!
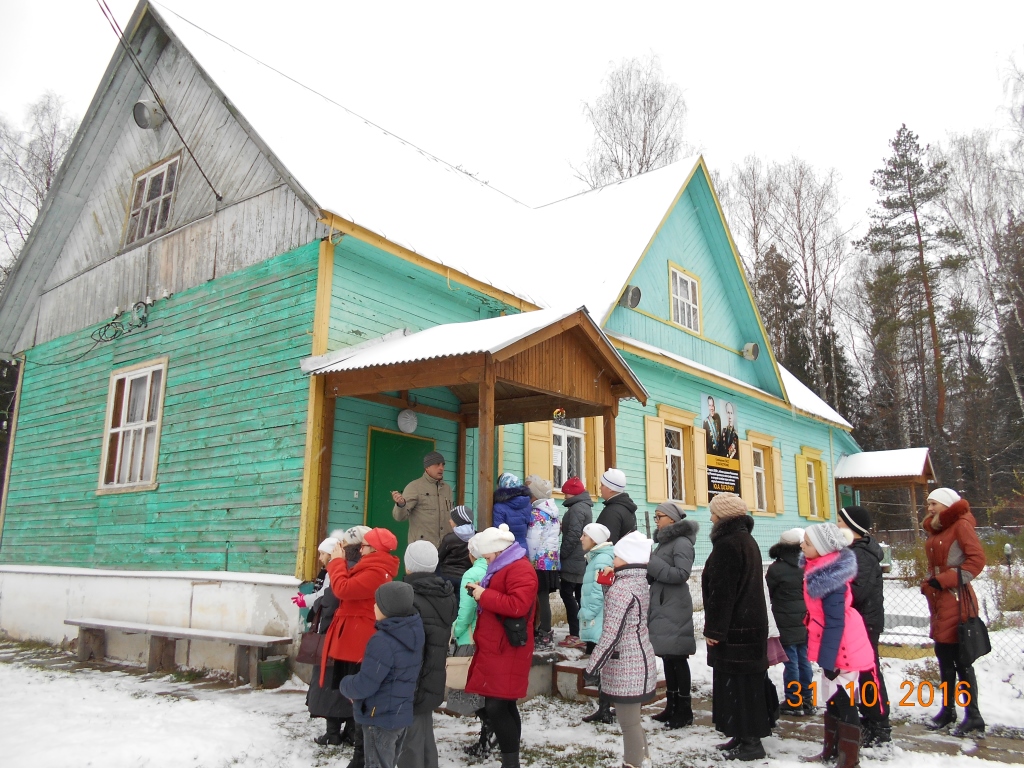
[0,243,320,574]
[324,237,514,532]
[615,352,843,566]
[605,168,783,398]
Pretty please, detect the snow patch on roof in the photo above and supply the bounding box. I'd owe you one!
[834,448,932,480]
[777,366,852,429]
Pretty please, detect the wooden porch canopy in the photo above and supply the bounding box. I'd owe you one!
[302,308,648,526]
[834,447,936,530]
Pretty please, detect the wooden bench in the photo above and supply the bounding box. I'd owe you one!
[65,618,293,688]
[553,658,666,703]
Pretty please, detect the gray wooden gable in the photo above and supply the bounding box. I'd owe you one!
[0,3,325,355]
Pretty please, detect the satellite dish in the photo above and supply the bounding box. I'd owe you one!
[742,342,760,361]
[618,285,642,309]
[397,409,418,434]
[133,100,166,130]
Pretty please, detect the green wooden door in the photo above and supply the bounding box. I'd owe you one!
[366,428,435,574]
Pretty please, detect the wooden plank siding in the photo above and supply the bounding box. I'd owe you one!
[31,37,320,349]
[0,243,320,574]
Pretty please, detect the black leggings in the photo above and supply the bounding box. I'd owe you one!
[826,685,860,726]
[559,581,583,636]
[484,697,522,754]
[661,655,691,694]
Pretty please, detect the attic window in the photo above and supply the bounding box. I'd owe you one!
[670,265,701,334]
[124,155,179,246]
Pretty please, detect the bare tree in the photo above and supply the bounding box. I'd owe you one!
[574,55,687,189]
[0,92,78,284]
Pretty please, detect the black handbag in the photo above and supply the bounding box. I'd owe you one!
[956,567,991,667]
[502,615,528,647]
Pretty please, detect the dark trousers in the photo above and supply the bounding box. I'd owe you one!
[858,637,890,724]
[536,588,552,634]
[827,685,860,726]
[484,697,522,754]
[559,581,583,636]
[662,655,691,694]
[934,641,981,715]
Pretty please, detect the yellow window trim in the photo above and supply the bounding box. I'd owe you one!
[657,404,698,425]
[801,446,823,461]
[666,261,704,338]
[745,429,776,445]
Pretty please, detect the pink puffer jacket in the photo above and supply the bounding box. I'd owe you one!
[803,548,875,673]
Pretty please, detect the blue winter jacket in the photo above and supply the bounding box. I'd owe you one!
[339,613,425,729]
[492,486,533,551]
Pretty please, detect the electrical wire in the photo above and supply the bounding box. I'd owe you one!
[94,0,222,201]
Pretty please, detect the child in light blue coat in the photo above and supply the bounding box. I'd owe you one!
[577,522,615,724]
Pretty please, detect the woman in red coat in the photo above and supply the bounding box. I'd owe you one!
[323,527,400,768]
[465,523,538,768]
[920,488,986,737]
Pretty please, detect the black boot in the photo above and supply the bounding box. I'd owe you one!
[926,707,956,731]
[344,722,364,768]
[582,695,615,724]
[724,737,766,761]
[716,737,741,751]
[314,716,343,746]
[861,719,891,747]
[666,692,693,728]
[952,666,985,737]
[464,709,497,757]
[836,721,862,768]
[801,712,839,762]
[500,752,520,768]
[651,689,676,722]
[339,717,356,747]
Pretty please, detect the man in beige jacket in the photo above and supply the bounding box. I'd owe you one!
[391,451,453,548]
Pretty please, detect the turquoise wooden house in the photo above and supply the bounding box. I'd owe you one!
[0,2,860,662]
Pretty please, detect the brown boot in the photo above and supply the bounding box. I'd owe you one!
[800,712,839,762]
[836,721,862,768]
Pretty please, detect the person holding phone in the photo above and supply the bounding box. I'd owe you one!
[463,524,538,768]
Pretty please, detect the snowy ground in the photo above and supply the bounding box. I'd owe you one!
[1,637,1022,768]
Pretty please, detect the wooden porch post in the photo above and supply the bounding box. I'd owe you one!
[317,396,336,544]
[603,404,617,469]
[909,483,920,538]
[477,359,496,528]
[456,419,467,506]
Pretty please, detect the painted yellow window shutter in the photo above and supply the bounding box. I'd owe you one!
[693,426,708,508]
[524,421,553,481]
[586,416,605,493]
[738,439,755,510]
[795,456,810,518]
[771,448,785,514]
[644,415,667,503]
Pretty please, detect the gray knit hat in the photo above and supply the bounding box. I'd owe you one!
[375,581,415,617]
[656,501,686,522]
[404,540,439,573]
[804,523,853,556]
[423,451,445,469]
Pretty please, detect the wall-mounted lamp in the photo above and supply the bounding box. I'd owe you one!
[618,285,642,309]
[741,342,760,361]
[133,100,166,130]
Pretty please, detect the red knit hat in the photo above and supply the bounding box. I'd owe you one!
[364,527,398,553]
[561,477,586,496]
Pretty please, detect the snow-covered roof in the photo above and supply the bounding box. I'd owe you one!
[156,5,700,324]
[777,367,853,429]
[834,448,933,481]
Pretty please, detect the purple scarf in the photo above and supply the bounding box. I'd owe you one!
[479,543,526,588]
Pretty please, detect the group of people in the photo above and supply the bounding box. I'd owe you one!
[292,446,989,768]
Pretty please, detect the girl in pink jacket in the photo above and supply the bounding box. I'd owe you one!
[799,523,877,768]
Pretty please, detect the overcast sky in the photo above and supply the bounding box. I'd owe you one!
[2,0,1023,239]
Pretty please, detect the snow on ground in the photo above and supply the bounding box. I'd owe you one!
[1,636,1022,768]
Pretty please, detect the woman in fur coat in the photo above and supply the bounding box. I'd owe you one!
[920,488,986,737]
[646,501,698,729]
[798,523,876,768]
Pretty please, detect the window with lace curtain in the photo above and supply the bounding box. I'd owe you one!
[552,418,585,487]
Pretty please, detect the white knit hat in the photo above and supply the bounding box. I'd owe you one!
[318,537,340,555]
[613,530,653,564]
[470,524,516,556]
[582,523,611,545]
[600,468,627,493]
[405,540,439,573]
[804,523,854,556]
[779,528,804,545]
[927,488,961,509]
[334,525,371,546]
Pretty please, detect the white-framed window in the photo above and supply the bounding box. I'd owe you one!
[670,266,700,333]
[806,460,819,518]
[100,359,167,490]
[124,155,180,246]
[665,425,685,503]
[752,447,768,513]
[552,418,585,487]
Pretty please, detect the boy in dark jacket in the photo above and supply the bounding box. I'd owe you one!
[595,469,637,544]
[557,477,593,648]
[837,505,891,747]
[766,528,813,716]
[437,506,476,590]
[398,542,458,768]
[341,581,426,768]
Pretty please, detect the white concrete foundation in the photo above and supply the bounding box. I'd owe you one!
[0,565,302,674]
